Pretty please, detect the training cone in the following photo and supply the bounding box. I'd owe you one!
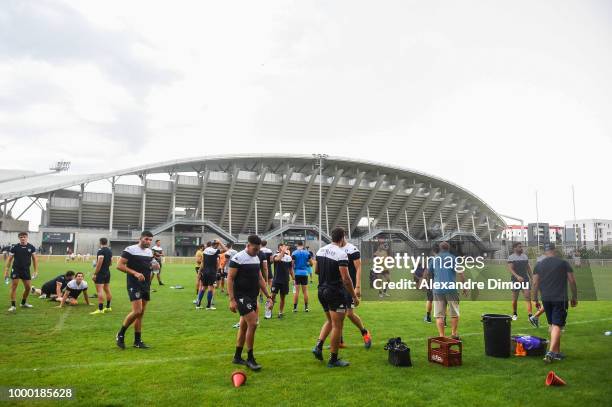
[545,371,566,386]
[231,371,247,388]
[515,342,527,357]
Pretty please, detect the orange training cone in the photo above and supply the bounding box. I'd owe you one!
[515,342,527,357]
[231,371,247,387]
[545,371,566,386]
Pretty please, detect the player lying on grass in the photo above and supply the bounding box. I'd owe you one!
[57,272,91,307]
[31,270,75,300]
[228,234,272,371]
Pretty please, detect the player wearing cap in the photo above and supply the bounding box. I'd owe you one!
[91,238,113,315]
[4,232,38,312]
[507,242,533,322]
[291,241,312,312]
[312,227,359,367]
[532,243,578,363]
[115,231,159,349]
[228,235,272,371]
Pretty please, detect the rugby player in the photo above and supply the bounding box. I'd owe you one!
[32,271,75,300]
[4,232,38,312]
[193,244,205,302]
[57,272,90,307]
[291,241,312,312]
[115,231,159,349]
[90,238,113,315]
[265,243,294,319]
[228,234,272,371]
[151,239,165,286]
[507,242,534,321]
[312,227,359,367]
[222,243,238,294]
[196,239,227,310]
[340,238,372,348]
[374,242,391,297]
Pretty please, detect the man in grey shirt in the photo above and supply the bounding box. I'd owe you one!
[507,242,533,322]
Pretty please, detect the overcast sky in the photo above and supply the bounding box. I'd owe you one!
[1,0,611,230]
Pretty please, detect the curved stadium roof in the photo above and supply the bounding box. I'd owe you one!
[0,154,504,239]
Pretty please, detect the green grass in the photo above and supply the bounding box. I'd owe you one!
[1,258,612,406]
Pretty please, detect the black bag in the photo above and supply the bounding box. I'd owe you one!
[384,337,412,367]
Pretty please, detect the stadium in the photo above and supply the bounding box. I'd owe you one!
[0,154,505,257]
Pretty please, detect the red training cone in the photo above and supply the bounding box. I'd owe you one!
[231,371,247,387]
[545,371,566,386]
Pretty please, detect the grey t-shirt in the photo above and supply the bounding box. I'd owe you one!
[507,252,530,279]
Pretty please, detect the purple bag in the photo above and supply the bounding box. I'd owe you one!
[514,335,542,350]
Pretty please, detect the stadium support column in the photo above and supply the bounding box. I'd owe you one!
[346,206,351,240]
[486,215,492,243]
[422,211,429,242]
[471,214,476,234]
[386,209,391,229]
[366,207,371,233]
[171,175,176,257]
[254,200,258,235]
[229,198,232,237]
[325,205,329,235]
[455,213,461,233]
[140,173,147,232]
[77,184,84,228]
[109,177,116,234]
[404,210,410,236]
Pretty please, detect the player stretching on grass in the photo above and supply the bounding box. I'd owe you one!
[291,241,312,312]
[90,238,113,315]
[4,232,38,312]
[312,227,359,367]
[228,234,272,371]
[507,242,533,322]
[115,231,159,349]
[340,238,372,349]
[31,271,75,300]
[532,243,578,363]
[57,272,90,307]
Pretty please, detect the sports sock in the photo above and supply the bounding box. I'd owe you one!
[11,301,16,307]
[293,303,297,310]
[196,290,205,306]
[247,349,254,361]
[360,328,368,335]
[528,313,533,317]
[329,352,338,363]
[427,311,431,319]
[135,331,141,342]
[106,300,111,308]
[305,302,308,309]
[207,291,213,307]
[21,298,26,305]
[234,346,243,359]
[316,339,324,350]
[98,303,103,311]
[118,325,127,337]
[340,336,344,343]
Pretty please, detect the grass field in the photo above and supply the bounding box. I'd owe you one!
[1,258,611,406]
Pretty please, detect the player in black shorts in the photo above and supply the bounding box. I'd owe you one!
[4,232,38,312]
[115,231,159,349]
[341,239,372,348]
[57,272,90,307]
[151,239,164,286]
[32,271,75,300]
[259,240,273,288]
[312,227,359,367]
[91,238,113,315]
[227,235,272,371]
[265,243,294,319]
[196,239,227,310]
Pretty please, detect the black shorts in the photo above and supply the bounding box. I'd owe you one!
[41,283,56,296]
[94,272,110,285]
[127,282,151,302]
[271,282,289,296]
[11,268,31,280]
[343,290,357,309]
[201,270,216,286]
[267,269,274,280]
[295,275,308,285]
[543,301,568,327]
[236,294,258,316]
[511,273,530,291]
[318,286,349,313]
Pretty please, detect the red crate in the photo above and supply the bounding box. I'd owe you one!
[428,337,462,367]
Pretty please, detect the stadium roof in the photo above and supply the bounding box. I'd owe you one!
[0,154,504,239]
